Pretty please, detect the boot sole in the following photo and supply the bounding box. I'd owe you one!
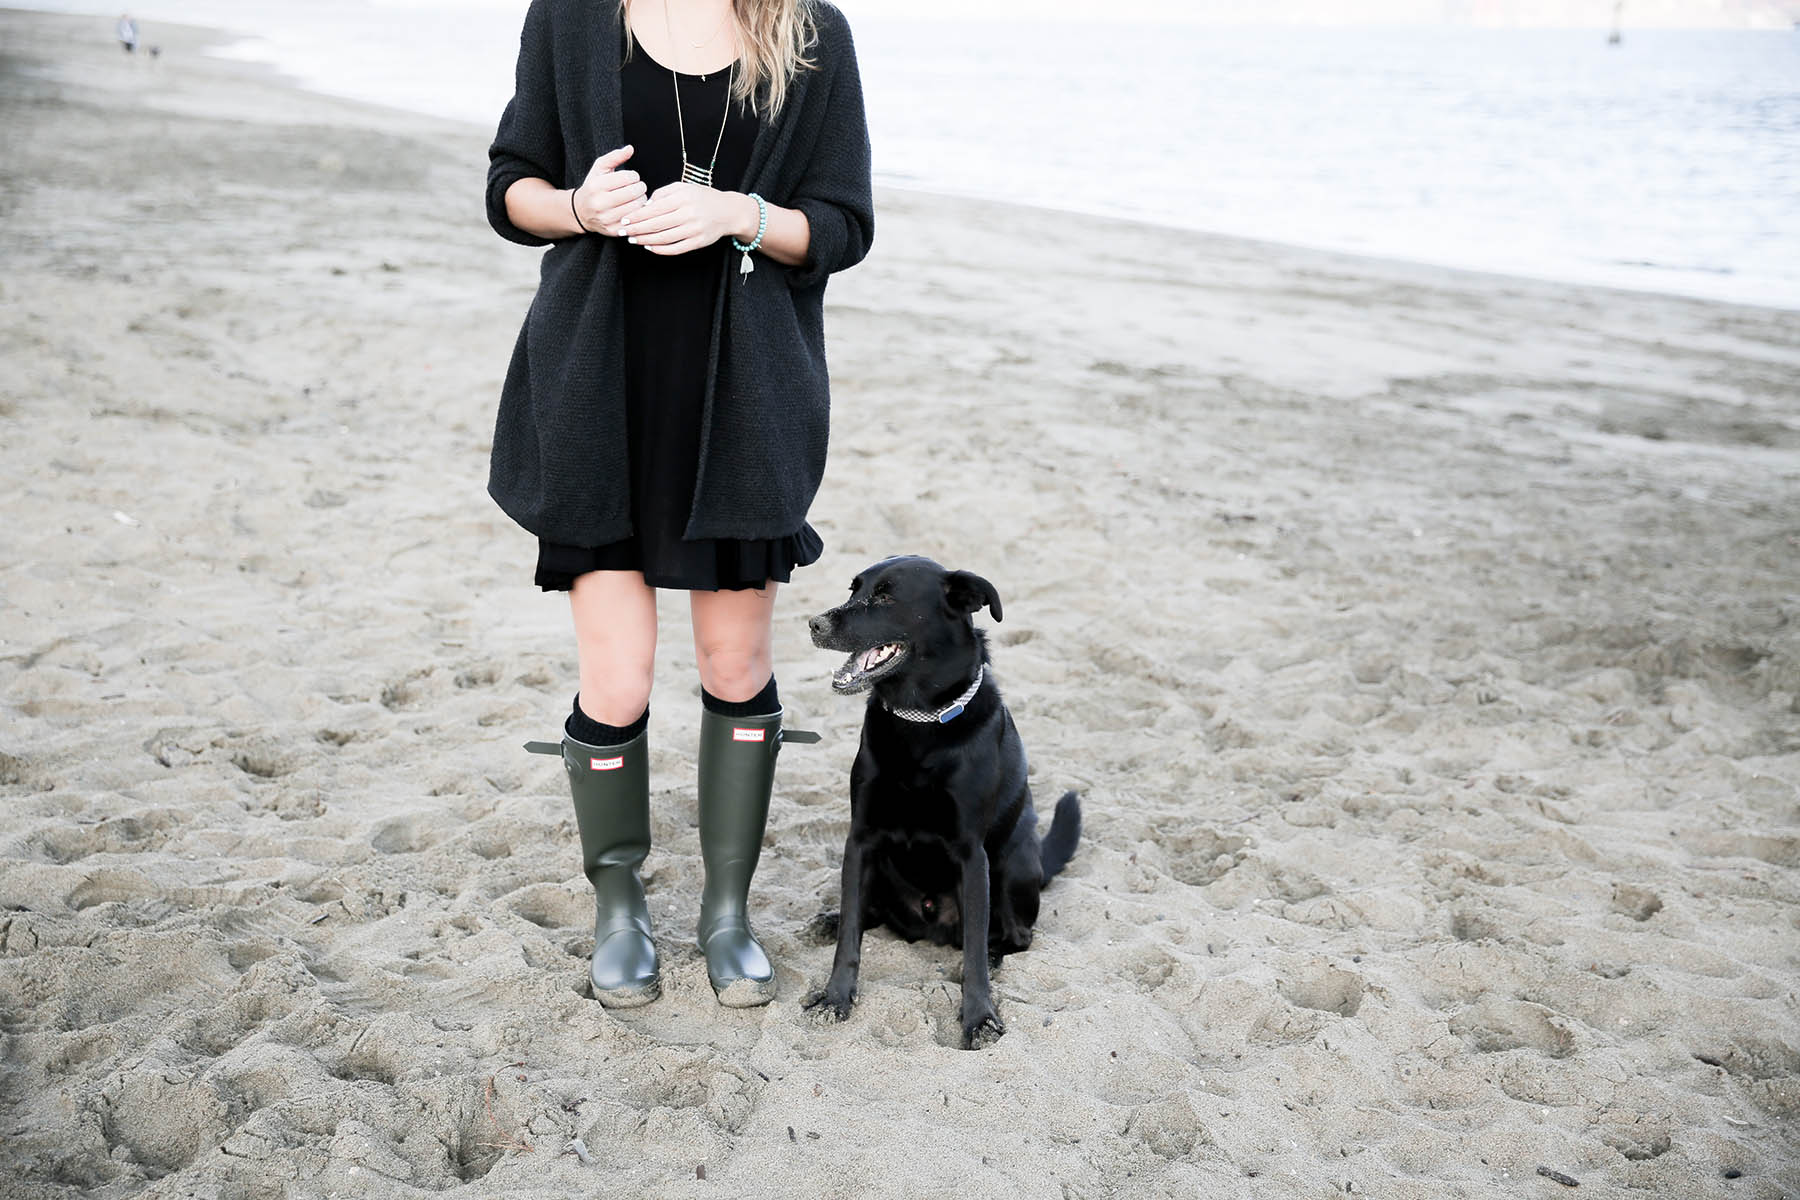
[592,977,661,1009]
[711,975,777,1008]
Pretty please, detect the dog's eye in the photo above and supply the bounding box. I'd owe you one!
[871,582,894,603]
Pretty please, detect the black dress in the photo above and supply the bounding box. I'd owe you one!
[534,39,824,592]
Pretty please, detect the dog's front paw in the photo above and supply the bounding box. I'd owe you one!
[803,987,854,1023]
[961,1009,1005,1050]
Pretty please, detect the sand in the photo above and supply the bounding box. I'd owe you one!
[2,10,1798,1198]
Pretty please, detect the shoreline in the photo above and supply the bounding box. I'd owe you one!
[4,8,1798,1199]
[10,4,1798,316]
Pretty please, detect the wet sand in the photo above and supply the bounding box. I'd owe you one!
[2,10,1798,1198]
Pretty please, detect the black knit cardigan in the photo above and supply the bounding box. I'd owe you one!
[484,0,874,545]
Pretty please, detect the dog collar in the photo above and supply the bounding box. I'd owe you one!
[885,664,985,724]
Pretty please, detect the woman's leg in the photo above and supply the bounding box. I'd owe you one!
[560,569,661,1007]
[571,570,658,723]
[688,582,777,702]
[688,581,784,1006]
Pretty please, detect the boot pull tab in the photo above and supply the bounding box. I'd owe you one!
[524,740,564,755]
[778,728,821,745]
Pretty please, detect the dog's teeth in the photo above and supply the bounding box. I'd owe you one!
[853,644,900,674]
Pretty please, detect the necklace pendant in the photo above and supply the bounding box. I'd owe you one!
[681,159,714,188]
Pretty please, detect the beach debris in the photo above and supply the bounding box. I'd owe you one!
[787,1127,796,1142]
[480,1076,533,1154]
[562,1138,595,1166]
[1536,1166,1579,1187]
[112,510,139,526]
[696,1165,706,1180]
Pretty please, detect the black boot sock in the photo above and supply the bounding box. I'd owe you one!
[700,675,779,718]
[566,695,649,746]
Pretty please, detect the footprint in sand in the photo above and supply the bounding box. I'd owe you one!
[1609,882,1663,922]
[454,662,503,689]
[369,813,445,855]
[1448,995,1576,1059]
[1278,962,1366,1018]
[1689,831,1800,869]
[1159,826,1250,887]
[25,810,180,864]
[379,668,438,711]
[0,749,54,791]
[503,882,590,932]
[1126,1092,1211,1161]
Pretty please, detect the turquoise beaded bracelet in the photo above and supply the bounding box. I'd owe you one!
[732,192,767,279]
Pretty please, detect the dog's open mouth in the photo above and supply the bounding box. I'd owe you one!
[832,641,908,693]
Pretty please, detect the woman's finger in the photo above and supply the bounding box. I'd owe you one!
[592,143,634,173]
[623,208,689,239]
[630,225,686,247]
[595,191,647,227]
[631,190,684,220]
[646,235,708,256]
[595,170,643,197]
[635,221,698,249]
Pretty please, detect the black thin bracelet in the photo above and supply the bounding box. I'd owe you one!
[570,189,590,234]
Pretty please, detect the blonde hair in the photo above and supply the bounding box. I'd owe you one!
[622,0,818,116]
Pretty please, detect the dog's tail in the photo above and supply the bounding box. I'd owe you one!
[1039,790,1082,880]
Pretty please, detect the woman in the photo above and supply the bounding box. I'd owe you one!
[485,0,872,1009]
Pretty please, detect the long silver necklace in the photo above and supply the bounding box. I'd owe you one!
[664,0,733,188]
[672,60,732,187]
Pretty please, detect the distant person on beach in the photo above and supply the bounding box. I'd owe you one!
[116,14,137,53]
[485,0,871,1009]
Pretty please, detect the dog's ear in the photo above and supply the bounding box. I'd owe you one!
[944,570,1003,623]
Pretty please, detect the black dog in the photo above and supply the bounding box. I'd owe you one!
[804,556,1080,1049]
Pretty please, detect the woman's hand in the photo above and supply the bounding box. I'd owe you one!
[621,182,756,256]
[573,145,648,237]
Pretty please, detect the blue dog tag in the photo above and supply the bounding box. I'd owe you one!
[938,703,965,723]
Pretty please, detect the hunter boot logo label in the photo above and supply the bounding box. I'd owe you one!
[732,728,766,743]
[590,756,624,771]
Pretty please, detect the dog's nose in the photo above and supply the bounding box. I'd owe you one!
[807,613,831,638]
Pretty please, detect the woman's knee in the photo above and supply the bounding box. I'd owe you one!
[578,666,655,722]
[568,573,658,720]
[695,646,771,702]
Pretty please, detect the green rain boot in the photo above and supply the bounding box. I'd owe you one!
[526,730,660,1008]
[694,706,817,1007]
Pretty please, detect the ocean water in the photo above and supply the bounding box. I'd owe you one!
[20,1,1800,309]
